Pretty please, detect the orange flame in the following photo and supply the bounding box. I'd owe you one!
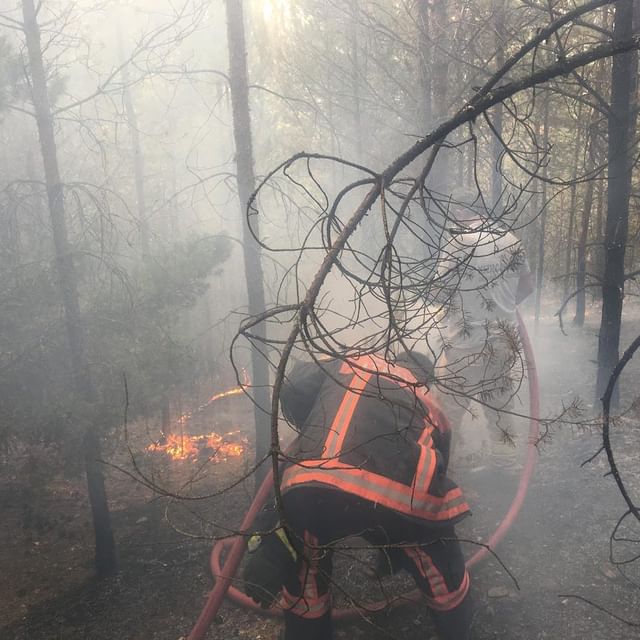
[204,386,244,404]
[148,373,251,461]
[148,430,247,462]
[175,370,250,430]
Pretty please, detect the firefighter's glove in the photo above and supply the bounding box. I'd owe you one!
[243,527,298,609]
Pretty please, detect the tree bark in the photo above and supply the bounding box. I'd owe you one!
[574,162,596,326]
[596,0,638,401]
[563,111,584,299]
[349,0,363,162]
[225,0,271,481]
[427,0,450,192]
[534,89,550,324]
[416,0,432,131]
[491,0,506,207]
[119,33,149,257]
[574,118,599,326]
[594,164,605,282]
[22,0,116,577]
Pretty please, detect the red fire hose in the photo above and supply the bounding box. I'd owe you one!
[188,311,540,639]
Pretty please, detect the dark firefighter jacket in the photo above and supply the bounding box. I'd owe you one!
[280,354,470,525]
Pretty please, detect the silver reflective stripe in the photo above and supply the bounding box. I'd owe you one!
[282,464,468,518]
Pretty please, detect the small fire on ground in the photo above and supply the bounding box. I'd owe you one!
[147,375,250,461]
[148,430,247,462]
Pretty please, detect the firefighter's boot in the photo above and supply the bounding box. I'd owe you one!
[283,611,332,640]
[431,591,473,640]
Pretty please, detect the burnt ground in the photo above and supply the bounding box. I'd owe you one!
[1,310,640,640]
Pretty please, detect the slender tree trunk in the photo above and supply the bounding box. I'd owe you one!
[594,166,605,283]
[428,0,450,192]
[564,111,584,299]
[225,0,270,481]
[574,116,600,325]
[466,136,474,187]
[574,151,596,326]
[491,0,506,207]
[596,0,638,400]
[534,90,550,324]
[349,0,363,162]
[455,122,464,185]
[454,64,467,187]
[430,1,449,125]
[22,0,116,577]
[3,189,20,278]
[416,0,432,131]
[203,292,216,382]
[322,1,340,189]
[119,34,149,256]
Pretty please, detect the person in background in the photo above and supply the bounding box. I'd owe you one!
[243,351,473,640]
[436,188,534,472]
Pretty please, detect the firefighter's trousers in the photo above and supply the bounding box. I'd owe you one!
[280,487,472,640]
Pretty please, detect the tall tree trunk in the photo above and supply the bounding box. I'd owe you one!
[563,110,584,299]
[594,165,605,283]
[118,34,149,257]
[428,0,450,192]
[574,115,600,326]
[3,188,20,278]
[430,1,449,126]
[322,1,340,189]
[416,0,432,131]
[596,0,638,400]
[225,0,270,481]
[349,0,363,162]
[22,0,116,577]
[534,90,550,324]
[491,0,506,207]
[466,135,474,187]
[574,146,596,326]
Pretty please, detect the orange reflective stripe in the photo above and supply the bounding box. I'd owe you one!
[333,355,435,478]
[280,531,331,619]
[404,546,449,597]
[428,570,470,611]
[324,371,371,458]
[405,547,470,611]
[282,464,469,521]
[343,354,422,395]
[283,354,468,522]
[418,421,434,446]
[285,457,456,504]
[362,356,442,491]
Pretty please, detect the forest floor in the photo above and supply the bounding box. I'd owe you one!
[1,306,640,640]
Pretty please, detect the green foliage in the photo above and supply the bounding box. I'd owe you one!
[0,229,231,464]
[86,234,232,423]
[142,235,230,309]
[0,37,28,113]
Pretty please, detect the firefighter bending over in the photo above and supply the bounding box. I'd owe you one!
[243,351,472,640]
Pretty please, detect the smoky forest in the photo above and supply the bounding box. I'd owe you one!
[1,1,640,639]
